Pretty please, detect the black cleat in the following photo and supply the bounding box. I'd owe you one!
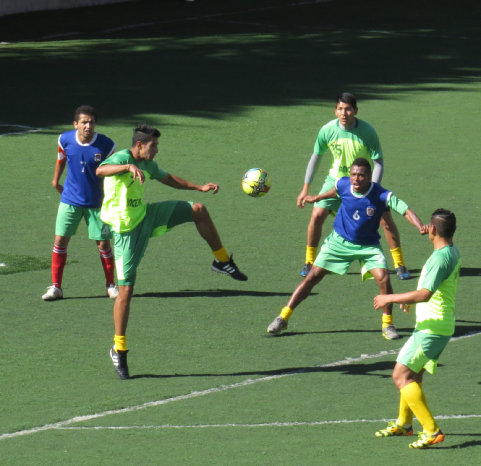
[110,346,129,380]
[212,254,247,281]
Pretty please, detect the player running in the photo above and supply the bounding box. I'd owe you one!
[374,209,460,449]
[267,157,426,340]
[42,105,118,301]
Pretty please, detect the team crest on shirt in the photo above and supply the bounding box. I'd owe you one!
[94,153,102,162]
[366,207,375,217]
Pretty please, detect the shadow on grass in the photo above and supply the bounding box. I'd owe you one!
[135,289,297,298]
[130,359,396,380]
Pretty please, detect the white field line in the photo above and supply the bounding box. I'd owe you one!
[0,124,42,137]
[1,330,479,441]
[51,413,481,431]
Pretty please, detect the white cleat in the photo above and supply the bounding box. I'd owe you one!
[107,284,119,299]
[42,285,63,301]
[267,316,288,335]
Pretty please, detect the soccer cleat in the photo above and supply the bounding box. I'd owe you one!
[300,262,312,277]
[110,346,129,380]
[396,266,410,280]
[42,285,63,301]
[107,284,119,299]
[409,430,445,449]
[267,316,288,335]
[211,255,247,281]
[382,324,400,340]
[375,421,413,437]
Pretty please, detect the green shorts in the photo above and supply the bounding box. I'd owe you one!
[314,175,341,212]
[396,329,451,375]
[314,231,387,280]
[113,200,193,286]
[55,202,111,240]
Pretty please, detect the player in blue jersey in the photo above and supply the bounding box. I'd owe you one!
[42,105,119,301]
[267,158,427,340]
[298,93,410,280]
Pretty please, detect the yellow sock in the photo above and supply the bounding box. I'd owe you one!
[305,246,318,264]
[114,334,127,352]
[397,393,413,427]
[382,313,393,329]
[280,306,293,321]
[390,247,405,269]
[213,247,229,262]
[400,382,439,434]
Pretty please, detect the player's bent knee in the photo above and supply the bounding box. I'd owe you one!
[191,202,208,220]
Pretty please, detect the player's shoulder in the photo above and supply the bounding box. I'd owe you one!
[320,118,339,132]
[355,118,378,134]
[59,129,77,145]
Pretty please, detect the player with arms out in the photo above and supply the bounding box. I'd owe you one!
[373,209,460,449]
[97,124,247,380]
[267,158,426,340]
[42,105,118,301]
[298,92,410,280]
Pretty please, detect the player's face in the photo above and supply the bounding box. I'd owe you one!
[349,165,371,193]
[74,114,96,143]
[138,137,159,161]
[335,102,358,127]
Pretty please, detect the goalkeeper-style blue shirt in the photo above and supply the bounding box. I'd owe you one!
[59,130,115,208]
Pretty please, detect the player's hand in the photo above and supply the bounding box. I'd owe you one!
[373,294,389,310]
[129,164,145,184]
[400,304,411,313]
[302,195,318,206]
[200,183,219,194]
[297,193,307,208]
[54,184,63,194]
[419,224,429,235]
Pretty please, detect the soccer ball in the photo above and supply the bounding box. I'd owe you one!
[241,168,271,197]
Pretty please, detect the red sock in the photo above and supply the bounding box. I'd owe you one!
[99,248,115,287]
[52,245,67,288]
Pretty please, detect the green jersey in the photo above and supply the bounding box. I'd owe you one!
[415,244,461,336]
[100,149,168,233]
[314,118,382,179]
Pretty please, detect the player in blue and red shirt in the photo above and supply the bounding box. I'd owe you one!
[42,105,118,301]
[267,157,428,340]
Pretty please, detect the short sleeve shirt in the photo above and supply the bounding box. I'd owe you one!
[100,149,168,233]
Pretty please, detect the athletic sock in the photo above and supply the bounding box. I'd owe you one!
[99,247,116,287]
[390,246,405,269]
[280,306,293,321]
[400,382,439,434]
[305,246,318,264]
[51,244,67,288]
[382,313,393,329]
[114,335,127,352]
[396,393,414,427]
[213,247,229,263]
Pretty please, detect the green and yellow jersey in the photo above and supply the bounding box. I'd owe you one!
[314,118,382,180]
[100,149,168,233]
[415,244,461,336]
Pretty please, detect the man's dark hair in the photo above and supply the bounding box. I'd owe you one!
[132,124,161,145]
[431,208,456,238]
[351,157,371,173]
[336,92,357,109]
[74,105,97,122]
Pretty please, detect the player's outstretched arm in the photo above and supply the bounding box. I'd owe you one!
[160,174,219,194]
[373,288,432,310]
[403,208,428,234]
[301,187,337,207]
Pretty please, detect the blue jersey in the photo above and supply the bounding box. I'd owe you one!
[333,177,391,245]
[59,130,115,208]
